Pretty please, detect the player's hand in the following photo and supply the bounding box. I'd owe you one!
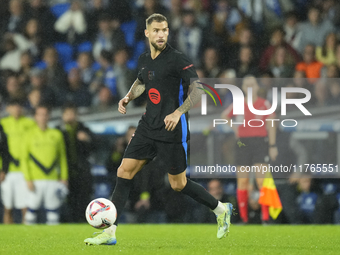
[164,110,182,131]
[0,171,5,182]
[269,146,278,161]
[118,97,129,114]
[77,131,91,142]
[27,181,35,192]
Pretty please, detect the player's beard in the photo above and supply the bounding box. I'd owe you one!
[151,40,166,51]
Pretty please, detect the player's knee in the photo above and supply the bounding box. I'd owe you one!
[117,166,135,179]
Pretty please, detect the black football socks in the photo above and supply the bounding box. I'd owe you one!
[110,177,133,226]
[181,179,218,210]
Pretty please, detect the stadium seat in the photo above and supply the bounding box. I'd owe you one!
[54,42,73,65]
[120,20,137,47]
[77,41,93,53]
[64,61,78,73]
[33,61,47,69]
[50,3,71,18]
[92,61,101,71]
[127,40,146,70]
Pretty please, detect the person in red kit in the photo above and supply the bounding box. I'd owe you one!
[222,76,278,223]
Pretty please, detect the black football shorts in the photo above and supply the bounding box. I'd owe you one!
[235,137,269,166]
[123,132,188,175]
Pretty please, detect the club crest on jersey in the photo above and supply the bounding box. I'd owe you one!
[148,71,155,80]
[148,88,161,104]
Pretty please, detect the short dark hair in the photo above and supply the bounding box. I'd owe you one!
[7,98,23,106]
[146,13,167,27]
[62,101,77,113]
[100,50,113,63]
[34,104,51,115]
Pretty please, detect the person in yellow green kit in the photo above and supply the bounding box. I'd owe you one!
[0,99,35,224]
[22,104,68,225]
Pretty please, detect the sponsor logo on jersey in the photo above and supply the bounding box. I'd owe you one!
[148,88,161,104]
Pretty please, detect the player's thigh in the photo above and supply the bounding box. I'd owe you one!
[13,172,29,209]
[27,181,44,210]
[121,133,156,178]
[156,141,187,175]
[1,172,14,209]
[44,180,62,210]
[117,158,148,179]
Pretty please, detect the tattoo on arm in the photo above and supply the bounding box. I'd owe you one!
[177,80,204,114]
[126,78,145,101]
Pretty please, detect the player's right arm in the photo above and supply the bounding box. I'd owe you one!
[118,78,145,114]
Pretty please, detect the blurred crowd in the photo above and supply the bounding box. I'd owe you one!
[1,0,340,225]
[0,0,340,114]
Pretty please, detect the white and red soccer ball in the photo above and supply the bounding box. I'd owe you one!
[85,198,117,229]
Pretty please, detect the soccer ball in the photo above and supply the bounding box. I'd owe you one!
[85,198,117,229]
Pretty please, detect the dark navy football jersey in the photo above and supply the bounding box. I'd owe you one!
[136,43,198,143]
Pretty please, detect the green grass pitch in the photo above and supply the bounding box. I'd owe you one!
[1,224,340,255]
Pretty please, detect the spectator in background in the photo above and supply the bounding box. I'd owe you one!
[269,46,296,78]
[92,13,126,61]
[335,44,340,71]
[113,48,134,100]
[211,0,246,45]
[135,0,168,42]
[167,0,182,36]
[298,5,335,53]
[5,74,26,104]
[176,10,203,67]
[296,44,323,83]
[91,50,118,101]
[92,86,114,109]
[42,46,68,97]
[57,102,94,222]
[1,99,35,224]
[29,68,56,107]
[190,179,239,224]
[86,0,108,40]
[18,51,33,87]
[26,0,56,44]
[229,27,257,65]
[229,45,258,78]
[0,36,22,72]
[1,0,26,34]
[324,64,339,79]
[27,88,41,109]
[23,104,68,225]
[65,68,91,107]
[237,0,294,34]
[328,80,340,105]
[77,52,95,88]
[316,33,337,66]
[259,27,300,72]
[202,47,221,78]
[12,19,45,61]
[185,0,210,29]
[283,11,302,52]
[313,80,329,107]
[54,0,87,45]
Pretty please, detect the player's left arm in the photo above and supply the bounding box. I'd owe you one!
[164,80,204,131]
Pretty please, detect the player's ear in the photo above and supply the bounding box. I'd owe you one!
[145,29,149,38]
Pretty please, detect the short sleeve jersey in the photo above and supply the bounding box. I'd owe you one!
[136,44,198,143]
